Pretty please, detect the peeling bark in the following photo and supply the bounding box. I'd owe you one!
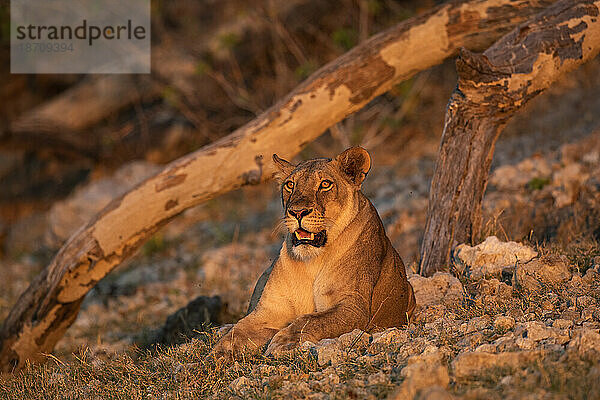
[0,0,557,372]
[419,0,600,277]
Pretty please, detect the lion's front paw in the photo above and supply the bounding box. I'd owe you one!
[211,326,258,361]
[265,326,312,357]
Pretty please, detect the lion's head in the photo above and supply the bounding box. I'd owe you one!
[272,147,371,260]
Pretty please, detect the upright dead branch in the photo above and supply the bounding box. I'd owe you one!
[0,0,556,372]
[419,0,600,276]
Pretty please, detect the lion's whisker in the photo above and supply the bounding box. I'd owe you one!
[271,219,288,238]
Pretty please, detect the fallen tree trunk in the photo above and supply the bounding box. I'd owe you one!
[5,75,157,156]
[0,0,556,372]
[419,0,600,277]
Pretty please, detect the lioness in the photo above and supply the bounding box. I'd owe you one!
[213,147,415,358]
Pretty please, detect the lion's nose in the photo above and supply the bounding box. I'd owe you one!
[288,207,312,220]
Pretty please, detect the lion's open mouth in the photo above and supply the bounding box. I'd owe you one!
[291,228,327,247]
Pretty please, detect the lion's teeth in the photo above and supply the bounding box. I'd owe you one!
[294,230,315,240]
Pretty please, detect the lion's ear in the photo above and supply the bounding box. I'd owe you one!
[335,147,371,187]
[272,154,295,182]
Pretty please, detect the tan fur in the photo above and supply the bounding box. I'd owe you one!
[213,147,416,358]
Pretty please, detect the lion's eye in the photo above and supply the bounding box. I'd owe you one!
[319,180,333,190]
[284,181,294,191]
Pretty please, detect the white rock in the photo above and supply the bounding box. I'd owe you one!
[524,321,552,341]
[490,157,552,191]
[515,337,535,350]
[454,236,537,280]
[568,329,600,361]
[515,255,572,293]
[452,351,541,379]
[389,347,449,399]
[408,272,464,307]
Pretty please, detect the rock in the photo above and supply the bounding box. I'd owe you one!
[228,376,259,396]
[311,339,344,366]
[583,268,600,285]
[524,321,553,342]
[369,328,408,353]
[371,328,408,345]
[464,315,491,334]
[583,321,600,330]
[515,255,571,293]
[494,316,515,333]
[568,273,586,290]
[454,236,537,280]
[551,163,589,208]
[494,335,517,353]
[560,309,581,323]
[552,319,573,329]
[389,347,449,400]
[417,304,450,324]
[582,307,600,323]
[576,295,594,308]
[474,343,497,353]
[336,329,371,349]
[478,279,513,303]
[489,157,552,191]
[515,337,536,350]
[525,321,570,344]
[452,351,541,379]
[46,160,160,246]
[408,272,464,307]
[567,329,600,361]
[366,371,389,386]
[147,295,224,346]
[425,318,461,337]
